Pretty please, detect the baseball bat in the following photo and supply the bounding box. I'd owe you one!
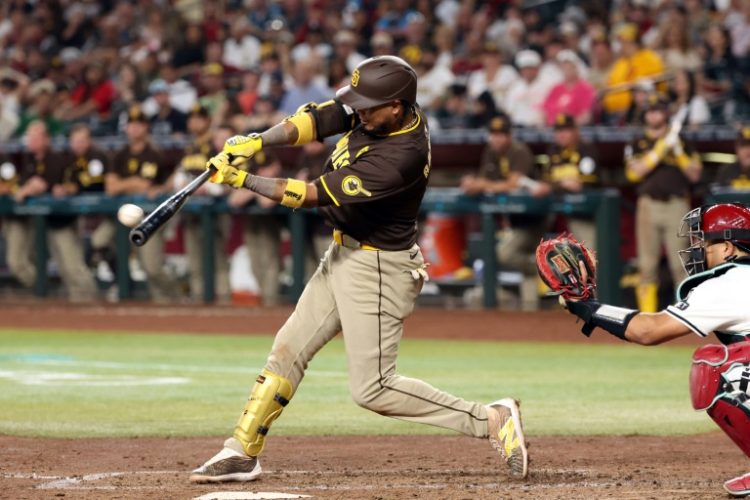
[129,167,216,247]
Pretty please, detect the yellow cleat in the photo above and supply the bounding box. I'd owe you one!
[487,398,529,479]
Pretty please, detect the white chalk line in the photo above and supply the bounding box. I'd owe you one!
[0,369,190,386]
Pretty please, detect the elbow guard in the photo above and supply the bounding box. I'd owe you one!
[283,110,316,145]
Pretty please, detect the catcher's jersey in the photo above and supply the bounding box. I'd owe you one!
[715,162,750,190]
[665,262,750,342]
[111,142,170,185]
[69,146,110,192]
[310,100,430,250]
[625,132,697,198]
[542,142,598,187]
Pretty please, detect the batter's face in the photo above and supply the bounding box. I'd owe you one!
[357,101,402,135]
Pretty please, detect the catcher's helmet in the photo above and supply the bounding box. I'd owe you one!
[678,203,750,275]
[336,55,417,109]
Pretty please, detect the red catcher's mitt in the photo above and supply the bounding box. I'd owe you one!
[535,233,597,300]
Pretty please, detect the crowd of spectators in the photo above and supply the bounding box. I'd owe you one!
[0,0,749,142]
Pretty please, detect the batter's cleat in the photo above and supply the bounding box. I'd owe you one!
[724,473,750,497]
[189,444,261,483]
[487,398,529,479]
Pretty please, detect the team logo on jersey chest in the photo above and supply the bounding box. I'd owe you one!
[342,175,371,197]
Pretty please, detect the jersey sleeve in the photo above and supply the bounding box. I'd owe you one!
[313,148,420,207]
[665,279,734,337]
[311,99,358,140]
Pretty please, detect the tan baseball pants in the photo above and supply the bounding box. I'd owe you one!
[263,238,490,438]
[244,216,281,307]
[184,214,231,302]
[636,196,689,286]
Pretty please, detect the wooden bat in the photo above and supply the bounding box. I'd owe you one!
[129,167,215,247]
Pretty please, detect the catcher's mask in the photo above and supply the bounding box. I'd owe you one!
[678,202,750,275]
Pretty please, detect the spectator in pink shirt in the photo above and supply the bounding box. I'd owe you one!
[542,50,595,126]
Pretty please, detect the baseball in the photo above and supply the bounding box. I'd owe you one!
[117,203,145,228]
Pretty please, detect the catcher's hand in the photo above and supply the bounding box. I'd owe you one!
[535,233,596,301]
[222,133,263,165]
[206,152,247,189]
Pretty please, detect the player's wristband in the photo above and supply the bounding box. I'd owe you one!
[280,178,306,208]
[675,152,691,169]
[566,300,638,340]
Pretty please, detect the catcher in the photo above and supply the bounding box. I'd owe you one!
[537,203,750,497]
[189,55,528,483]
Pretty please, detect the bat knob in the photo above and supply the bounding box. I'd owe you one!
[130,228,147,247]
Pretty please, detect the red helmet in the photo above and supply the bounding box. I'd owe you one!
[679,203,750,275]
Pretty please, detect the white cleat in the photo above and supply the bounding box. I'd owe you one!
[189,446,262,483]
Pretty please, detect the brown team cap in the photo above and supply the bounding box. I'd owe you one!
[553,113,576,130]
[488,114,511,134]
[739,126,750,146]
[188,103,210,118]
[336,55,417,109]
[646,92,670,111]
[127,105,149,123]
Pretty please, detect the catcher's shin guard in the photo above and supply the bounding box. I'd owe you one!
[234,369,294,457]
[708,400,750,458]
[636,283,658,313]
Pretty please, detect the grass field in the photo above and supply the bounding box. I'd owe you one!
[0,328,712,438]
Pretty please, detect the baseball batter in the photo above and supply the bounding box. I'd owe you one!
[563,201,750,497]
[189,56,528,483]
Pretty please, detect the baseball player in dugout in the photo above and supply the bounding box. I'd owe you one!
[460,113,551,311]
[107,105,178,302]
[3,120,96,300]
[227,145,284,307]
[625,93,702,312]
[174,104,231,303]
[563,202,750,497]
[190,56,529,483]
[543,113,600,249]
[67,123,116,282]
[714,126,750,190]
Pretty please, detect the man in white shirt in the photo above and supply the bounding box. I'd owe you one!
[563,203,750,498]
[223,17,262,71]
[504,49,555,127]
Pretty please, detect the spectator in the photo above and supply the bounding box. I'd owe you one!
[15,79,64,138]
[371,32,395,58]
[152,62,198,115]
[434,82,473,129]
[399,12,429,67]
[278,59,331,116]
[542,50,596,126]
[415,45,455,111]
[669,69,710,127]
[235,69,261,116]
[587,32,614,92]
[725,1,750,60]
[451,31,484,75]
[290,25,332,64]
[327,58,350,91]
[460,114,550,310]
[112,62,147,116]
[223,16,262,71]
[701,24,738,113]
[57,61,117,125]
[332,30,365,74]
[106,105,178,303]
[146,79,188,136]
[240,95,285,133]
[714,126,750,190]
[198,63,229,124]
[375,0,417,39]
[432,24,455,70]
[466,42,518,109]
[504,49,548,127]
[175,104,231,303]
[624,78,656,126]
[7,121,96,300]
[602,23,665,118]
[685,0,712,47]
[0,92,19,141]
[245,0,283,41]
[172,22,205,74]
[542,113,600,248]
[657,22,702,73]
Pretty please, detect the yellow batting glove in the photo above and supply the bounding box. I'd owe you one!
[223,133,263,165]
[206,152,248,189]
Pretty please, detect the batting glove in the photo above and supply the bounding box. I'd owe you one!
[223,133,263,165]
[207,152,248,189]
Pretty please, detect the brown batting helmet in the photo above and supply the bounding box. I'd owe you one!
[336,55,417,109]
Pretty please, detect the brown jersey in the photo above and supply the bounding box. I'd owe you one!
[70,146,110,192]
[19,149,76,227]
[542,142,599,188]
[179,138,213,179]
[715,162,750,190]
[477,140,534,181]
[310,100,430,251]
[625,132,697,199]
[110,142,170,185]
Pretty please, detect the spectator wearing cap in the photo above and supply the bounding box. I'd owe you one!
[6,120,97,300]
[542,50,596,126]
[14,79,64,138]
[542,113,600,248]
[223,17,262,71]
[624,92,702,312]
[107,105,178,302]
[460,113,550,310]
[602,22,665,117]
[504,49,548,127]
[278,59,331,116]
[624,78,656,126]
[372,32,395,57]
[375,0,418,39]
[333,30,366,74]
[146,79,188,136]
[466,42,518,109]
[198,63,229,124]
[714,126,750,190]
[149,62,198,115]
[669,69,710,127]
[415,45,455,111]
[174,104,231,303]
[434,83,473,129]
[57,61,116,124]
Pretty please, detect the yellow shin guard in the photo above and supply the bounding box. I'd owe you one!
[636,283,659,313]
[234,369,294,457]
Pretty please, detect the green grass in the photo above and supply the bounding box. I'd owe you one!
[0,329,713,438]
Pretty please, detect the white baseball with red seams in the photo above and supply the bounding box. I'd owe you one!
[117,203,144,228]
